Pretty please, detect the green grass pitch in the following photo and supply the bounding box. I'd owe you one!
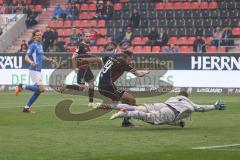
[0,91,240,160]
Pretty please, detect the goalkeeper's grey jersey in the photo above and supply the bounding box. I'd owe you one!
[164,96,215,113]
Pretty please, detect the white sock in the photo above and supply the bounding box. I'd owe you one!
[24,105,30,109]
[22,84,26,89]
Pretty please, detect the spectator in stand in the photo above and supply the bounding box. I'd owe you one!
[113,28,124,44]
[55,37,67,52]
[94,1,106,19]
[69,28,79,46]
[78,28,84,42]
[19,40,28,53]
[42,27,54,52]
[193,36,206,53]
[104,0,114,19]
[146,27,159,46]
[69,4,79,20]
[130,9,140,28]
[51,28,58,48]
[65,4,73,20]
[123,27,133,41]
[211,27,223,47]
[6,0,13,6]
[221,27,234,47]
[52,4,64,20]
[165,44,179,54]
[157,27,168,47]
[90,27,98,46]
[24,7,38,28]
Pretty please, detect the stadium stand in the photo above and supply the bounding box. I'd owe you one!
[1,0,240,53]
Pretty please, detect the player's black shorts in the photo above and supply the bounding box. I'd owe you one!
[98,81,124,101]
[77,66,94,84]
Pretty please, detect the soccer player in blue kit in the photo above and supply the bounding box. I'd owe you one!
[15,30,58,113]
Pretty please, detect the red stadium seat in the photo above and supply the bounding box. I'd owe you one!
[97,20,106,27]
[48,21,56,28]
[133,46,143,53]
[209,2,218,9]
[207,46,217,53]
[88,20,97,27]
[165,3,173,10]
[0,0,4,5]
[57,29,64,36]
[80,12,89,19]
[80,4,88,11]
[73,20,81,27]
[120,0,128,2]
[180,46,189,53]
[188,46,193,53]
[132,37,143,45]
[206,36,212,45]
[152,46,160,53]
[190,2,200,10]
[187,37,196,45]
[97,38,108,45]
[99,28,107,36]
[168,37,177,44]
[173,2,182,10]
[218,47,226,53]
[182,2,190,10]
[64,20,72,28]
[142,37,149,44]
[26,0,32,4]
[161,46,169,53]
[90,46,99,52]
[63,29,73,36]
[232,27,240,36]
[200,2,209,9]
[155,3,164,10]
[88,4,96,11]
[89,12,96,19]
[64,37,70,43]
[178,37,188,45]
[79,20,89,28]
[114,3,122,11]
[142,46,151,53]
[55,21,64,28]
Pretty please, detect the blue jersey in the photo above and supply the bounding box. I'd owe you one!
[27,42,44,72]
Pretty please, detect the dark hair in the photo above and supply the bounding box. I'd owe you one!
[123,50,133,57]
[32,29,40,39]
[178,91,189,97]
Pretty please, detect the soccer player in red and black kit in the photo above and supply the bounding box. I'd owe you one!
[79,50,149,126]
[66,32,95,107]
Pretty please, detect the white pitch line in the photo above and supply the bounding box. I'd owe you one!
[192,144,240,150]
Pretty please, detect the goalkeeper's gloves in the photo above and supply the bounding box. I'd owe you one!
[214,100,225,110]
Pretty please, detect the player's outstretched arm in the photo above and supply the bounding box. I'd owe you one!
[132,69,150,77]
[78,57,102,63]
[188,98,225,112]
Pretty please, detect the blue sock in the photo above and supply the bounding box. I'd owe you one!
[26,92,41,107]
[25,85,40,92]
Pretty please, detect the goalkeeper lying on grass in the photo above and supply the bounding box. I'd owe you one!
[95,91,225,127]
